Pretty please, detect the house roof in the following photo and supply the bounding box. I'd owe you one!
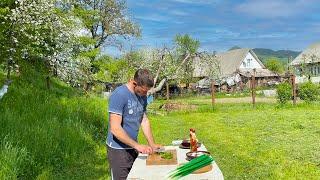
[193,48,266,78]
[290,42,320,66]
[216,48,265,76]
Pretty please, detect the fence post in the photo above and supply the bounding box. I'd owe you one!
[251,69,256,107]
[166,81,169,100]
[291,74,296,105]
[211,80,215,107]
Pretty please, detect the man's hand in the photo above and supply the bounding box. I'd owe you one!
[134,144,153,154]
[150,143,163,151]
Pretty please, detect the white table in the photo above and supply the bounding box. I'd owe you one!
[128,144,224,180]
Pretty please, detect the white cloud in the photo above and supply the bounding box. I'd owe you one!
[169,9,188,16]
[235,0,315,18]
[135,14,170,22]
[256,33,296,38]
[308,23,320,33]
[172,0,221,5]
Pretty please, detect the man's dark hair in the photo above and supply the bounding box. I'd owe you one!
[134,69,154,88]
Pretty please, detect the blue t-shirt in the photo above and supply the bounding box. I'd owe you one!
[107,85,147,149]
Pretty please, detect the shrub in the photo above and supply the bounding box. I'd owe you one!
[276,82,292,104]
[92,83,105,94]
[298,82,319,103]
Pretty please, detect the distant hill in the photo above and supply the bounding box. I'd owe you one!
[228,46,241,51]
[252,48,301,63]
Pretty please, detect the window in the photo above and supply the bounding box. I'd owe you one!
[318,66,320,75]
[247,59,252,67]
[296,67,302,76]
[309,67,312,74]
[242,61,246,67]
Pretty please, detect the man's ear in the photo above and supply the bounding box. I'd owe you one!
[132,81,137,86]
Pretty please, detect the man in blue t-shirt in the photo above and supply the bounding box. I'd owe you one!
[107,69,162,180]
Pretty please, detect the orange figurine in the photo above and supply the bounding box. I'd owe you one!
[189,128,198,152]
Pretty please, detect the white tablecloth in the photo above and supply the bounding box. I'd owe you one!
[127,144,224,180]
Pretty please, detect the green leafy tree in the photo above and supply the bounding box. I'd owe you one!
[72,0,141,89]
[174,34,200,87]
[92,55,133,83]
[73,0,140,55]
[265,58,284,74]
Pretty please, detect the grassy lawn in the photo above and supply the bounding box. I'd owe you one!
[0,65,109,179]
[1,63,319,179]
[140,97,320,179]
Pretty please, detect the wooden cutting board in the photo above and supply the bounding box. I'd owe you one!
[177,163,213,174]
[192,164,213,174]
[146,150,178,165]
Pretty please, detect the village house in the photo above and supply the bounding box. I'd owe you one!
[193,48,280,92]
[290,42,320,83]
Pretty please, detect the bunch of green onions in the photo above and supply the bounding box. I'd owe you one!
[167,154,214,179]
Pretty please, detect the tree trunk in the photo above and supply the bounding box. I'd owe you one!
[153,54,165,88]
[166,81,169,100]
[148,78,166,95]
[46,76,51,90]
[6,61,11,80]
[174,53,190,77]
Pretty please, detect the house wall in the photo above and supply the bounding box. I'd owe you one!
[309,63,320,76]
[294,62,320,77]
[294,62,320,83]
[239,52,264,69]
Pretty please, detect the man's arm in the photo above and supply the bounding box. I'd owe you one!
[141,113,162,149]
[110,113,153,154]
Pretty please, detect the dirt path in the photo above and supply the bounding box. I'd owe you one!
[215,97,277,103]
[174,96,279,104]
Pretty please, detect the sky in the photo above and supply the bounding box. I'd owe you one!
[104,0,320,56]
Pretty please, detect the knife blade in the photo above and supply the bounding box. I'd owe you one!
[154,147,165,153]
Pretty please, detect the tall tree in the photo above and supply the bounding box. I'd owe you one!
[0,0,16,78]
[174,34,200,87]
[265,58,284,74]
[92,55,133,83]
[3,0,82,87]
[74,0,140,54]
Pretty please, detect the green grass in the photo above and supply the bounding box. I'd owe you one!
[141,99,320,179]
[0,64,109,179]
[2,62,320,179]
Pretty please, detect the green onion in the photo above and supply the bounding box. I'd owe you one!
[176,154,208,170]
[167,154,214,179]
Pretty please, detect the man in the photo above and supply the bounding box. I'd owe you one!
[107,69,162,180]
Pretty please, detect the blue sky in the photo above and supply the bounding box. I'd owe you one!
[104,0,320,56]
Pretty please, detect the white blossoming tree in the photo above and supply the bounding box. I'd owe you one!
[121,45,189,95]
[1,0,94,88]
[70,0,141,89]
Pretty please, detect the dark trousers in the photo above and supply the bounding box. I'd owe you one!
[107,146,138,180]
